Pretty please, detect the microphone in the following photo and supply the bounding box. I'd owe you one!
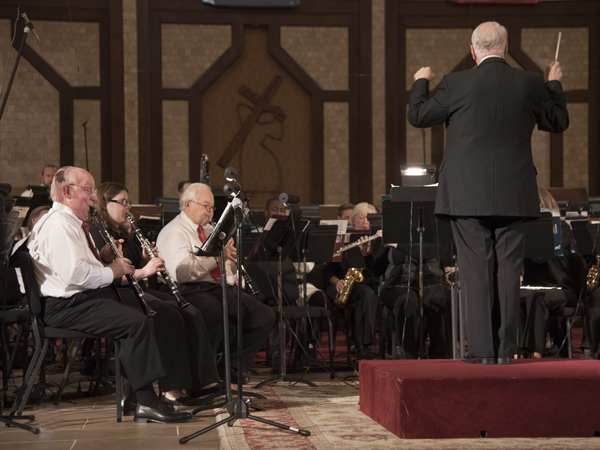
[232,197,244,224]
[224,166,237,182]
[279,193,300,205]
[21,11,40,42]
[223,184,238,196]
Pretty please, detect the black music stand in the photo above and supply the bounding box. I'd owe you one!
[247,215,312,388]
[181,204,310,443]
[384,187,454,358]
[525,213,556,259]
[289,222,338,306]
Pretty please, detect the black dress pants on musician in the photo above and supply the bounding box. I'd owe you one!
[450,217,528,360]
[582,289,600,357]
[119,289,191,392]
[42,287,165,391]
[381,285,451,359]
[326,284,377,347]
[176,282,276,372]
[520,289,577,356]
[142,288,220,388]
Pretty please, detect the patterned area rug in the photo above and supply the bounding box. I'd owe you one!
[217,382,600,450]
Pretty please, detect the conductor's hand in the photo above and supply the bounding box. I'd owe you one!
[100,239,123,263]
[545,61,563,82]
[109,257,134,279]
[223,238,237,262]
[335,279,345,292]
[414,67,435,82]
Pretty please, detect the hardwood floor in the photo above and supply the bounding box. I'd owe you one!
[0,368,343,449]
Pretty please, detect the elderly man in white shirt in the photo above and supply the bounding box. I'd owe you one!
[157,183,275,383]
[28,166,190,424]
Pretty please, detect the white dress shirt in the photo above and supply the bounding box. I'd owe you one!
[28,202,114,298]
[156,211,234,284]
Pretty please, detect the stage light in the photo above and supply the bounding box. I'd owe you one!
[400,164,437,187]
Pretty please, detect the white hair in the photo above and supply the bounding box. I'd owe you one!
[349,202,377,228]
[179,182,212,210]
[471,21,507,57]
[50,166,78,202]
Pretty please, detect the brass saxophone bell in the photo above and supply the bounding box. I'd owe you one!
[334,268,364,307]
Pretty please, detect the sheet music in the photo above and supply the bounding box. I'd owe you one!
[319,219,348,235]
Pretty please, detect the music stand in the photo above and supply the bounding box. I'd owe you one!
[289,222,338,306]
[384,187,454,359]
[181,203,310,443]
[246,215,312,388]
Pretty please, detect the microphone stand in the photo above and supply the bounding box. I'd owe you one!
[0,16,32,122]
[180,204,310,444]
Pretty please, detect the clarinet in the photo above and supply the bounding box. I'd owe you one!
[240,265,260,297]
[126,213,190,310]
[89,207,156,318]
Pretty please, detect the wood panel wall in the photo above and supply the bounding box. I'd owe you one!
[386,0,600,195]
[137,0,373,204]
[0,0,125,185]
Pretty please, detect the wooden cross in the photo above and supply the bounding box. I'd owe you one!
[218,75,286,168]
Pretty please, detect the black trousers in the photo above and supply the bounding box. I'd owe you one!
[581,288,600,355]
[520,289,577,355]
[451,216,528,359]
[127,288,220,389]
[381,284,451,359]
[326,283,377,347]
[43,287,164,391]
[176,282,276,371]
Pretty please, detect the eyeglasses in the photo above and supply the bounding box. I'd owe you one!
[69,184,97,195]
[189,200,216,212]
[107,198,132,207]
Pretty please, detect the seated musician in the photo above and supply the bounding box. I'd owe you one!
[87,182,221,402]
[374,230,452,359]
[28,167,190,423]
[323,202,378,360]
[156,183,275,384]
[337,202,354,223]
[582,265,600,359]
[20,164,57,197]
[520,187,585,358]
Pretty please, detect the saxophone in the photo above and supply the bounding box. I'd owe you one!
[334,268,364,307]
[587,255,600,293]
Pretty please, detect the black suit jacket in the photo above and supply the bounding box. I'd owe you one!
[408,58,569,219]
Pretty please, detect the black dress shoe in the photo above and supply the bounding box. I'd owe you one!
[161,394,187,406]
[188,382,224,398]
[133,404,192,423]
[497,357,511,365]
[462,355,496,365]
[122,399,136,417]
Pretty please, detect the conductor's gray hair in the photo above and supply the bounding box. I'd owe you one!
[180,182,212,210]
[471,22,507,56]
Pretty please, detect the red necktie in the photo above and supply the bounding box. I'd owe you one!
[198,226,221,282]
[82,222,122,302]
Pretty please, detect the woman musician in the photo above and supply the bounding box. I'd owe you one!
[323,202,378,361]
[87,182,220,405]
[519,187,586,359]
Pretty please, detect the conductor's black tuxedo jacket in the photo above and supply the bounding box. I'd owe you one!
[408,57,569,219]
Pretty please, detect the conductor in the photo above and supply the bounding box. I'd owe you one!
[407,21,569,365]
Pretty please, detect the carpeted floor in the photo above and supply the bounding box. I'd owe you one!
[216,380,600,450]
